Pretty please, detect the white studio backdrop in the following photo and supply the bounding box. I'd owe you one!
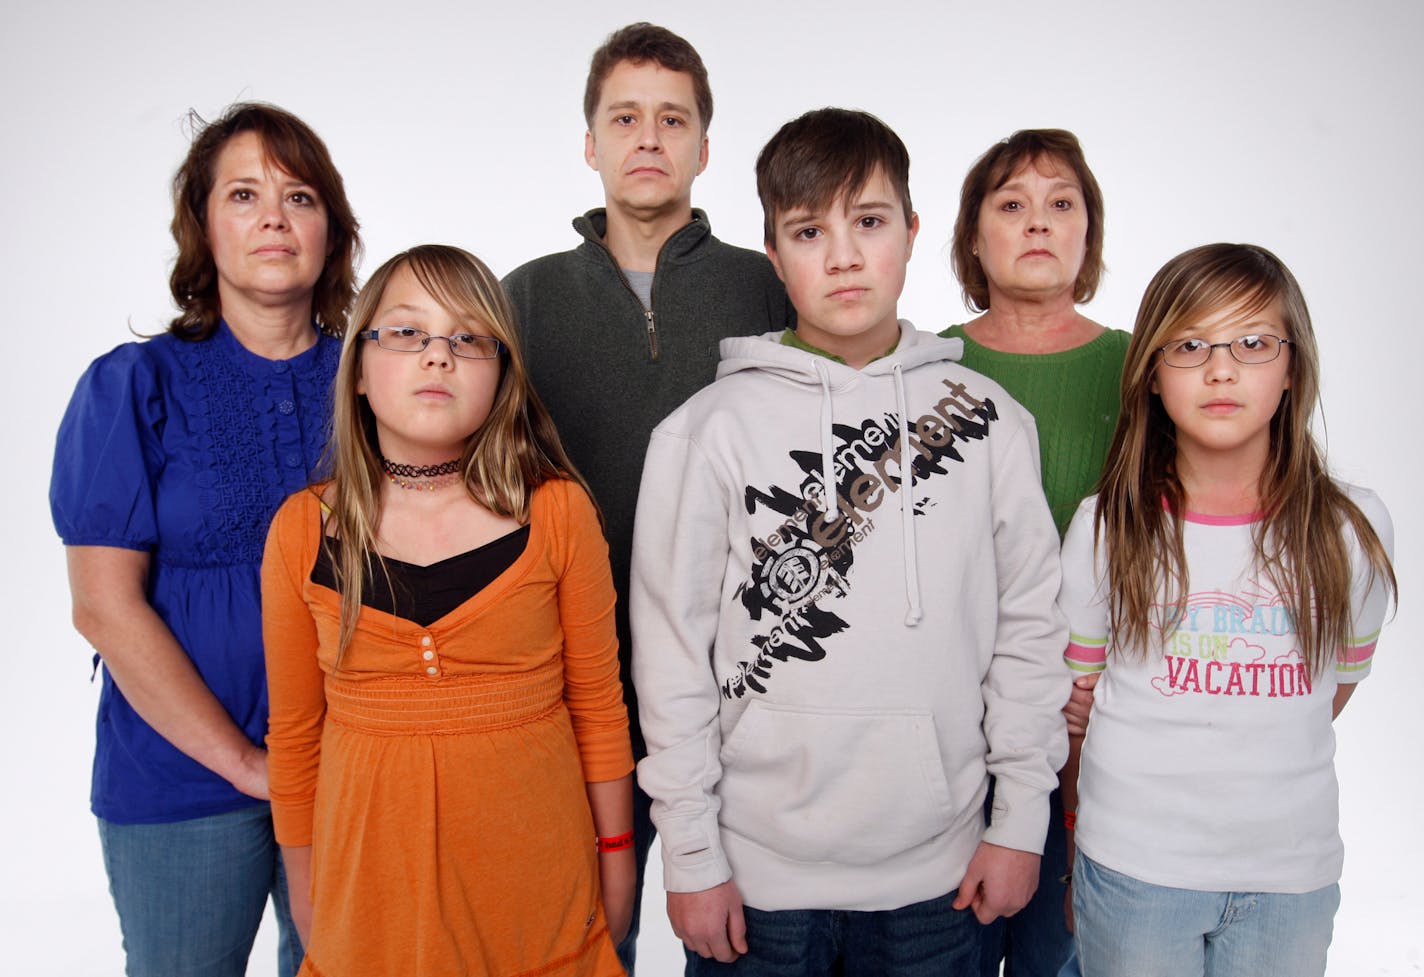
[2,0,1420,973]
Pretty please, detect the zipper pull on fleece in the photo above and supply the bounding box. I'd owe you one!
[645,309,659,361]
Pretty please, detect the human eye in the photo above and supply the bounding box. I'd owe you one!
[1175,338,1209,353]
[230,188,254,202]
[613,114,636,126]
[378,325,426,350]
[857,215,885,230]
[1236,334,1268,352]
[1052,198,1074,210]
[793,226,821,242]
[1000,200,1022,213]
[661,115,686,128]
[287,189,318,206]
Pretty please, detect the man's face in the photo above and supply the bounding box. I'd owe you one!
[585,60,709,221]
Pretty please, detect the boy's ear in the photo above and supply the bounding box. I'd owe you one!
[905,212,920,258]
[584,131,598,172]
[697,134,709,176]
[764,239,786,282]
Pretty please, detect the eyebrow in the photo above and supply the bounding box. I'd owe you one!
[994,179,1081,194]
[779,198,895,228]
[605,99,694,116]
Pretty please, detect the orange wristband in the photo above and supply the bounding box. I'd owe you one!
[595,831,634,853]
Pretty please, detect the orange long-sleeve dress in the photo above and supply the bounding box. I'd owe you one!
[262,478,633,977]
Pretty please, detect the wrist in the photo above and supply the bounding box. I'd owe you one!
[595,830,634,854]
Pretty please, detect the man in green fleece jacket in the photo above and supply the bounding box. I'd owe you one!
[501,22,792,974]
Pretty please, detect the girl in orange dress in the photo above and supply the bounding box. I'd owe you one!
[261,245,635,977]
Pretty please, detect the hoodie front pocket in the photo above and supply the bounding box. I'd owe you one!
[716,701,955,866]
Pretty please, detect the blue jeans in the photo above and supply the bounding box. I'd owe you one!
[978,784,1072,977]
[1071,852,1339,977]
[616,778,656,974]
[98,805,302,977]
[684,891,978,977]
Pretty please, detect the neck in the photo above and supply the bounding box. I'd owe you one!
[800,319,900,370]
[967,291,1101,354]
[1175,443,1270,515]
[601,203,694,272]
[222,295,318,359]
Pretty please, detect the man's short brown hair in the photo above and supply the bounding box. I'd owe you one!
[583,23,713,133]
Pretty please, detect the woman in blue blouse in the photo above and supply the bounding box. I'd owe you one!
[50,102,360,977]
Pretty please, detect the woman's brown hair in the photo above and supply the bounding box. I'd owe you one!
[169,102,361,340]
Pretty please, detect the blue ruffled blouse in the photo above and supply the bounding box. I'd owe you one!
[51,321,339,824]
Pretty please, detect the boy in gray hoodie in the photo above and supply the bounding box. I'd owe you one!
[630,108,1070,975]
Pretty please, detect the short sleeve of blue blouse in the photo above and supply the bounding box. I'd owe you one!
[50,323,340,824]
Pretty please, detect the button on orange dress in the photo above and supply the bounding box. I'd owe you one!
[262,478,633,977]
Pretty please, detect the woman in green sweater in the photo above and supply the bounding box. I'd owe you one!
[941,128,1126,977]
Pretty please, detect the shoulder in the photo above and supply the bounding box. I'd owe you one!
[503,249,583,289]
[534,475,598,521]
[270,484,329,537]
[699,234,778,280]
[1336,480,1393,549]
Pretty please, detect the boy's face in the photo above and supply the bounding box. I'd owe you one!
[584,60,709,222]
[766,167,918,367]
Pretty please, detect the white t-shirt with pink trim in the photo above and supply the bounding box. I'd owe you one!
[1060,484,1392,893]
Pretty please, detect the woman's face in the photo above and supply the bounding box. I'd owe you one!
[356,263,503,462]
[205,130,330,319]
[974,156,1089,305]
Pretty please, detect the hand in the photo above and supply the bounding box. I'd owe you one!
[952,841,1040,924]
[668,880,748,963]
[228,744,270,800]
[1063,673,1100,737]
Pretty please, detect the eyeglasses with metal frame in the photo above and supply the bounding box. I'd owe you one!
[1157,334,1292,369]
[361,326,504,360]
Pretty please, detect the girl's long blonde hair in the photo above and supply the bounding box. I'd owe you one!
[1097,243,1395,674]
[323,245,595,654]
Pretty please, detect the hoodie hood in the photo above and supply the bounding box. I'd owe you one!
[714,321,964,626]
[716,320,963,385]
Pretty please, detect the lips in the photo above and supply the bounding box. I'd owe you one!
[253,244,296,256]
[415,385,453,400]
[1201,399,1242,414]
[828,286,868,301]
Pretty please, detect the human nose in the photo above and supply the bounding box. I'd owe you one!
[421,336,455,368]
[1202,343,1238,381]
[1026,202,1051,234]
[826,230,863,273]
[260,196,289,231]
[636,117,662,151]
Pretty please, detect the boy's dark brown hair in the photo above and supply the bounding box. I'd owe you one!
[950,128,1104,312]
[169,101,361,340]
[583,22,713,133]
[755,108,912,245]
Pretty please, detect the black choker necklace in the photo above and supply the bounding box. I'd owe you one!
[380,455,462,478]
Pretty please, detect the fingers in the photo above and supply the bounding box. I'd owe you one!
[729,902,749,956]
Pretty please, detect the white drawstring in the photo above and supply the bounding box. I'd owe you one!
[893,363,923,626]
[816,360,836,514]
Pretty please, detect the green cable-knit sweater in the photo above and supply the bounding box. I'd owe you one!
[940,324,1131,537]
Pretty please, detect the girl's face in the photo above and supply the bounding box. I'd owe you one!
[1150,298,1291,470]
[356,263,503,462]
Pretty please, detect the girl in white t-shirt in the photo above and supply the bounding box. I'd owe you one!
[1058,243,1396,977]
